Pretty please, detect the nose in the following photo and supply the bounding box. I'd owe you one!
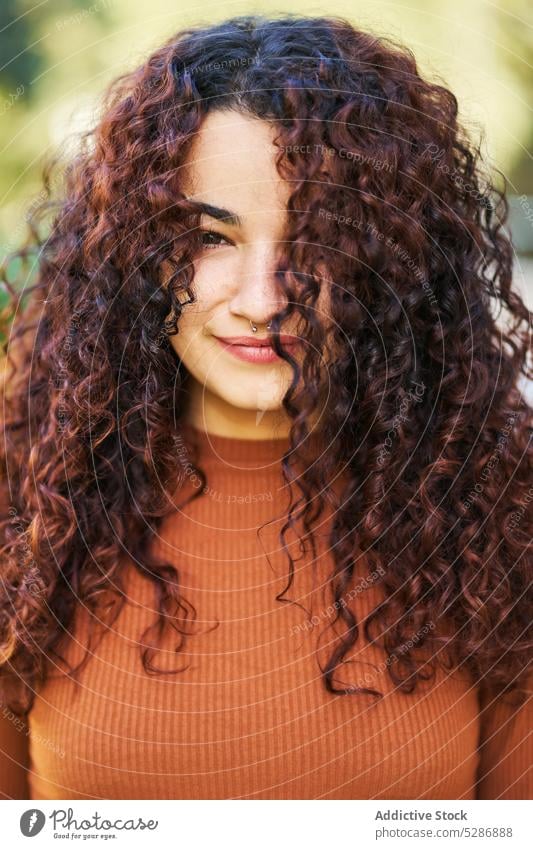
[228,240,285,328]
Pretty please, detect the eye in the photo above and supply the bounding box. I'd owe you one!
[200,229,234,249]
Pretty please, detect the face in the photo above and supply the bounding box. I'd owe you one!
[165,109,330,438]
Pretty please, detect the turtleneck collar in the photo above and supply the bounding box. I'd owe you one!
[177,421,292,467]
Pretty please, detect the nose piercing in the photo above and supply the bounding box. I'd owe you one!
[250,320,272,333]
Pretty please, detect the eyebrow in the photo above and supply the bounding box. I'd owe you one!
[187,200,242,228]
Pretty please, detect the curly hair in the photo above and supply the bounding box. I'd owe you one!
[1,13,532,716]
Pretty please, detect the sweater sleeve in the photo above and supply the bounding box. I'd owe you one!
[475,673,532,799]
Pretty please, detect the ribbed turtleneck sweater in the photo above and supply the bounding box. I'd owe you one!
[27,424,531,799]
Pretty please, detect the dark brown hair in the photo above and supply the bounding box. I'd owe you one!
[1,14,532,715]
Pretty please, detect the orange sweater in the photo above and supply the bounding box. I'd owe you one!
[26,424,531,799]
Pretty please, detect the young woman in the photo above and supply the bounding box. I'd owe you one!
[0,14,531,801]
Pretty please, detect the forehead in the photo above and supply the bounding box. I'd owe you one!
[180,109,291,217]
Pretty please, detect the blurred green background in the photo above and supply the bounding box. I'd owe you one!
[1,0,532,310]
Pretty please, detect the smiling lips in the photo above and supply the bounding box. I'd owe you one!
[214,334,301,364]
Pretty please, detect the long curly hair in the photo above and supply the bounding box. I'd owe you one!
[1,14,532,716]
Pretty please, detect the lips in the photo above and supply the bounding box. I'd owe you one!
[214,334,301,364]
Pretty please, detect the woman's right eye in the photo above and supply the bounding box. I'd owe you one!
[200,230,233,249]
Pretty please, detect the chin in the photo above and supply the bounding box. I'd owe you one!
[219,391,283,412]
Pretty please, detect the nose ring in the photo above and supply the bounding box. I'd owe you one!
[250,320,272,333]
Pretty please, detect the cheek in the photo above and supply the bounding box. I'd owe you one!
[167,255,236,373]
[168,261,229,360]
[184,253,236,317]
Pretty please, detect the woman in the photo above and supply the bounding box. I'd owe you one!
[0,14,531,800]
